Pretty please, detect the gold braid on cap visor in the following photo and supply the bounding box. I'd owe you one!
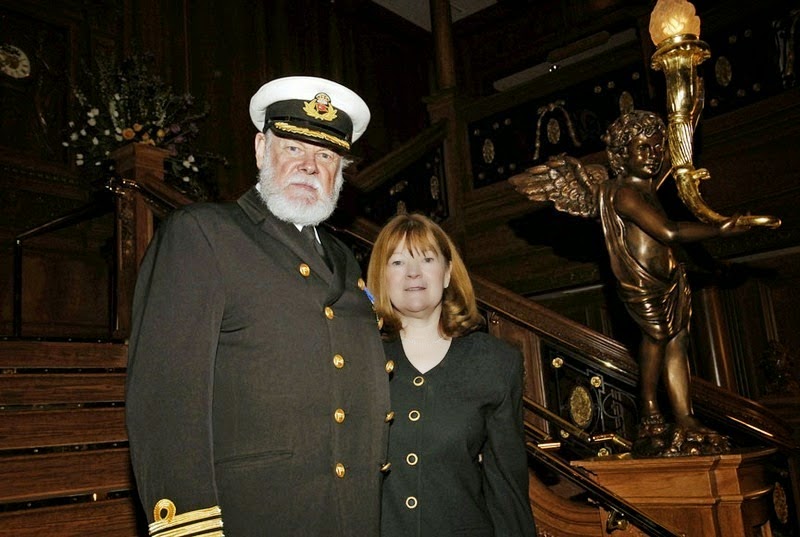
[272,121,350,150]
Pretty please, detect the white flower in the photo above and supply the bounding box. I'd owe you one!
[92,137,99,145]
[182,176,191,182]
[62,141,69,147]
[192,166,198,172]
[114,93,121,100]
[70,133,79,141]
[80,129,87,136]
[68,121,75,128]
[89,107,100,117]
[88,118,97,126]
[77,153,83,159]
[187,155,195,163]
[104,129,110,135]
[115,135,123,142]
[76,159,84,166]
[183,160,191,168]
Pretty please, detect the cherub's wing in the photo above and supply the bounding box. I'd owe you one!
[508,154,608,218]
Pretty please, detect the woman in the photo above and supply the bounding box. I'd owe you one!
[367,213,537,537]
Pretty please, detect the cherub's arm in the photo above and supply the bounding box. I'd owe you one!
[614,185,747,243]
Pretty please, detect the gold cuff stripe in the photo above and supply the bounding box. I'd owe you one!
[152,524,223,537]
[273,121,350,150]
[149,502,223,537]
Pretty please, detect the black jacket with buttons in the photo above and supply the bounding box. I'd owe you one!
[381,332,537,537]
[126,186,390,536]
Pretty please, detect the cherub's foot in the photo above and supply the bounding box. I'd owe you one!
[633,415,731,458]
[637,413,668,437]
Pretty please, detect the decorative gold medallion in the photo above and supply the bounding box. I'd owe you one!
[715,56,732,87]
[568,385,593,429]
[618,91,635,115]
[773,482,789,524]
[482,138,495,163]
[546,118,561,144]
[303,92,338,121]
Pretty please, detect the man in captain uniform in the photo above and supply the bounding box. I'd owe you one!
[126,76,392,537]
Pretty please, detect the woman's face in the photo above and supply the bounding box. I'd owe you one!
[385,236,451,322]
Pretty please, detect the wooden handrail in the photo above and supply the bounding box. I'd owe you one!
[349,120,447,192]
[12,197,113,337]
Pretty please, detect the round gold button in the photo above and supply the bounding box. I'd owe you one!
[333,354,345,368]
[406,453,418,466]
[357,278,366,290]
[412,376,424,386]
[298,263,311,277]
[324,306,334,319]
[408,410,421,422]
[384,411,395,422]
[405,496,418,509]
[334,408,345,423]
[335,463,346,478]
[385,360,395,374]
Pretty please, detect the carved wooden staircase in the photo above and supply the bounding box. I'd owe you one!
[3,144,798,536]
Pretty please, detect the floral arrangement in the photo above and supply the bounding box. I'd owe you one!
[63,52,226,200]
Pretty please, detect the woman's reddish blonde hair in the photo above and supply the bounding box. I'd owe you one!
[367,213,484,339]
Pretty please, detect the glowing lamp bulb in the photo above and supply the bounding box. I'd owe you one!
[649,0,702,46]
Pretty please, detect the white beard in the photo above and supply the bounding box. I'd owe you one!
[257,163,344,227]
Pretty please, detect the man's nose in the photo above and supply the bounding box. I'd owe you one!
[299,155,318,174]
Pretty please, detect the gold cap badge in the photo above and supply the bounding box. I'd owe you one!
[303,92,338,121]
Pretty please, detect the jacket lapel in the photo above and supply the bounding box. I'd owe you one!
[237,186,335,281]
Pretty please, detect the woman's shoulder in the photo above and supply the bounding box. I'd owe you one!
[459,331,522,366]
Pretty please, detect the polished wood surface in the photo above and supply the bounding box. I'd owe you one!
[572,448,777,536]
[0,339,142,536]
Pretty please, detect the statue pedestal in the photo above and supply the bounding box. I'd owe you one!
[571,448,776,536]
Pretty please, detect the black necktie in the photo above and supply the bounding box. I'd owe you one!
[301,226,331,270]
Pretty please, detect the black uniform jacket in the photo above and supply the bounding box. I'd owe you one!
[126,187,391,537]
[381,332,537,537]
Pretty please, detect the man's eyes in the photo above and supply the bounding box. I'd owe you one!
[285,146,335,161]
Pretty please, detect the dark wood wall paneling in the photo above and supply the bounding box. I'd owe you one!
[0,1,121,337]
[0,0,434,337]
[123,0,434,200]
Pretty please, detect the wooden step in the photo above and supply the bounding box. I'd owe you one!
[0,340,145,536]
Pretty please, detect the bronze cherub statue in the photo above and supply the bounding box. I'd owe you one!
[510,110,750,457]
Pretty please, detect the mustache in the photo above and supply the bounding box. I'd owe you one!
[286,176,322,191]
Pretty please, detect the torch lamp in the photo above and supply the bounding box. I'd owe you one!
[649,0,780,228]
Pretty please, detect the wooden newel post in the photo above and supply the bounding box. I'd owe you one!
[109,142,169,340]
